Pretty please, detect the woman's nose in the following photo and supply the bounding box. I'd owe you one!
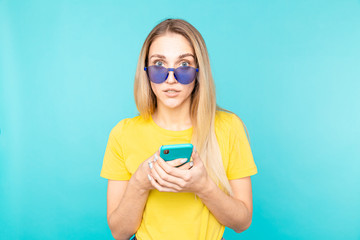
[165,70,177,84]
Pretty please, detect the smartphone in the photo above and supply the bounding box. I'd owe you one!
[160,143,193,165]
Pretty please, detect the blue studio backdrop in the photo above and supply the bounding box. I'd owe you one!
[1,1,359,239]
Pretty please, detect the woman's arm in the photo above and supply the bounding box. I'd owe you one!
[107,178,149,240]
[148,150,254,232]
[106,155,155,240]
[197,177,253,232]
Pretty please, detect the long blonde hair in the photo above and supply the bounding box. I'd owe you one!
[134,19,233,195]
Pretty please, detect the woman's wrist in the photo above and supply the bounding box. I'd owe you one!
[130,170,151,195]
[196,175,216,199]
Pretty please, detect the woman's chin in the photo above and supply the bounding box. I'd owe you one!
[160,99,184,109]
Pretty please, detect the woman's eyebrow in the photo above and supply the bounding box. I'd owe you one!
[149,54,166,60]
[178,53,195,59]
[149,53,195,60]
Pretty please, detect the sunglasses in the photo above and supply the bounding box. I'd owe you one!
[144,65,199,84]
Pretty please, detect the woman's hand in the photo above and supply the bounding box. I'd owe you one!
[148,147,210,194]
[131,151,161,192]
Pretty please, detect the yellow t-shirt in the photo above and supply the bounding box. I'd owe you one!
[100,110,258,240]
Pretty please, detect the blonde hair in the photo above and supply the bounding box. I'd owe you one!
[134,19,233,195]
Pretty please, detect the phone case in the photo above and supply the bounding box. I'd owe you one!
[160,143,193,164]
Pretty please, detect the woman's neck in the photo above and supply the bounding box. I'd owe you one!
[152,102,192,131]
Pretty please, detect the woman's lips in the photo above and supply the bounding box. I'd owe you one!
[163,89,180,97]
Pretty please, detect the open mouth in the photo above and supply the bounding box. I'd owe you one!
[163,89,180,97]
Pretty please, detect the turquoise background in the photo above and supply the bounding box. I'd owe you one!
[1,0,359,239]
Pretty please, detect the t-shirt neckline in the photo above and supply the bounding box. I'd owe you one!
[149,114,193,137]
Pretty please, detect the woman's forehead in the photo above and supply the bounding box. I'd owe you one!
[148,33,194,59]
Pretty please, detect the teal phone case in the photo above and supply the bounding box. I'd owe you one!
[160,143,193,164]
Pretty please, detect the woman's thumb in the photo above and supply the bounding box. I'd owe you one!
[191,146,200,163]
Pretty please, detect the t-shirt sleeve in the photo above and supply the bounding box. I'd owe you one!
[227,114,258,179]
[100,121,132,180]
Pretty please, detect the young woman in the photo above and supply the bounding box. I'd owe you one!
[100,19,258,240]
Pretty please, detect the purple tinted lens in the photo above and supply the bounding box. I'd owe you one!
[146,65,197,84]
[147,65,168,83]
[174,66,197,84]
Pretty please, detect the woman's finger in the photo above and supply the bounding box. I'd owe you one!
[176,161,193,170]
[150,165,182,191]
[190,150,203,167]
[152,161,188,188]
[147,174,177,192]
[165,158,190,167]
[156,156,190,178]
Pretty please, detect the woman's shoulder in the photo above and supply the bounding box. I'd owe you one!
[215,109,247,136]
[215,109,241,126]
[110,115,147,135]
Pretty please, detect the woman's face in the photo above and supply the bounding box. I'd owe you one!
[147,33,197,111]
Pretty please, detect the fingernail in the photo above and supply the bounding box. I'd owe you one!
[190,161,194,167]
[147,174,152,181]
[154,154,158,162]
[148,161,153,169]
[180,158,187,163]
[194,146,197,152]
